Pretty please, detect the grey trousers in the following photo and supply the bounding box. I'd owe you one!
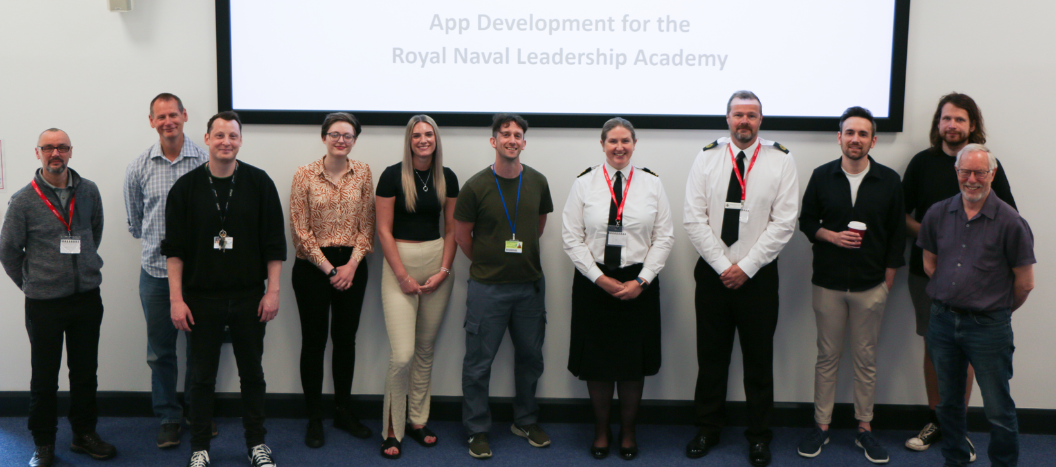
[461,278,546,435]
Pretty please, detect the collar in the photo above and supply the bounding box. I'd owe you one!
[829,155,879,180]
[728,137,760,159]
[603,161,631,180]
[35,168,78,190]
[149,134,199,163]
[313,155,355,179]
[950,190,999,220]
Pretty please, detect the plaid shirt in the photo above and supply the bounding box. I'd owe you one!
[124,135,208,278]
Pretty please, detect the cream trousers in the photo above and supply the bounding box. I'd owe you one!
[381,239,453,441]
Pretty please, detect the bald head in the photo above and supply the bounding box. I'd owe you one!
[37,128,70,146]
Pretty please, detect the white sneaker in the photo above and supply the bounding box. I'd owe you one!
[967,437,977,463]
[248,444,276,467]
[186,450,210,467]
[905,422,941,451]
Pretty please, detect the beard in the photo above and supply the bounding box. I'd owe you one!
[842,147,867,160]
[733,126,756,145]
[46,159,67,174]
[943,130,969,146]
[960,184,988,203]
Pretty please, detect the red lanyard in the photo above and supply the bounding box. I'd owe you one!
[728,142,761,202]
[602,165,633,224]
[31,179,75,233]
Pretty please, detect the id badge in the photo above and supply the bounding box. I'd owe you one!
[213,236,234,250]
[504,239,523,254]
[60,235,81,254]
[724,201,743,210]
[606,225,628,247]
[739,208,750,223]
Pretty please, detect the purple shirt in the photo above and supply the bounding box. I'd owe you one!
[917,191,1035,311]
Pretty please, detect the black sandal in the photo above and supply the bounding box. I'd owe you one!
[381,437,401,459]
[405,425,438,447]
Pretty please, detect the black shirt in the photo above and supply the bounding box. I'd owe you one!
[375,163,459,241]
[161,162,287,299]
[902,147,1016,276]
[799,156,906,291]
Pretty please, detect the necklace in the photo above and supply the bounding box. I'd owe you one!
[415,168,432,192]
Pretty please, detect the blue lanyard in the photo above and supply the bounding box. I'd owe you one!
[492,165,522,240]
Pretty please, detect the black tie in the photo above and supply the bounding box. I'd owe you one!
[721,152,746,247]
[604,170,623,268]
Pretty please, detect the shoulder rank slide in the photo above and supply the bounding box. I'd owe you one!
[702,140,719,152]
[577,166,593,178]
[772,142,789,154]
[640,167,659,177]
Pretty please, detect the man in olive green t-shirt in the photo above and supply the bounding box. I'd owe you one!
[454,113,554,459]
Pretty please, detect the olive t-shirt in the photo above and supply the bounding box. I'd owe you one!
[454,164,553,284]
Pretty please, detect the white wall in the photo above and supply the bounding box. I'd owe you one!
[0,1,1052,410]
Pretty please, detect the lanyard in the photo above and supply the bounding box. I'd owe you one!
[492,165,522,240]
[204,162,238,229]
[728,142,761,202]
[31,179,75,233]
[601,165,633,225]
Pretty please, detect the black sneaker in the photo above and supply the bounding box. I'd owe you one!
[334,407,372,438]
[248,444,276,467]
[905,422,941,451]
[468,433,492,459]
[28,445,54,467]
[157,423,181,448]
[511,423,551,447]
[855,430,890,464]
[797,426,829,458]
[305,419,325,448]
[70,432,117,460]
[186,450,210,467]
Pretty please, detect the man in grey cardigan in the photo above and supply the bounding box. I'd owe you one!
[0,128,116,467]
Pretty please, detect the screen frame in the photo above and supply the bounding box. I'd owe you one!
[216,0,910,132]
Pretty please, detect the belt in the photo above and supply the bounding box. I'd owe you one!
[934,300,997,315]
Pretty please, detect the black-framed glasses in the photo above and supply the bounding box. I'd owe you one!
[38,145,72,154]
[956,168,990,179]
[326,132,355,142]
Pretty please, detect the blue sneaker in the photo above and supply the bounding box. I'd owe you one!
[856,430,890,464]
[797,426,829,458]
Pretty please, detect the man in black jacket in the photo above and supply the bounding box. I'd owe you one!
[162,112,286,467]
[796,107,904,464]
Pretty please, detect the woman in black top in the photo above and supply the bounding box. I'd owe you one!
[375,115,459,459]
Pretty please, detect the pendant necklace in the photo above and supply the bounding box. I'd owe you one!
[415,169,432,192]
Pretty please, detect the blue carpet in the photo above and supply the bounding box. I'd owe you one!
[1,417,1053,466]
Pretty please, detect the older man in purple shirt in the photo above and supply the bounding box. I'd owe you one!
[917,144,1035,467]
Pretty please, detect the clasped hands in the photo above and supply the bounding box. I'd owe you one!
[595,275,644,300]
[399,269,449,296]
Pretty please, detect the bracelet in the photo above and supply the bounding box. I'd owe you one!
[440,267,451,275]
[402,276,413,284]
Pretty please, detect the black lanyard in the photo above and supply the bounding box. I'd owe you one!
[204,162,237,231]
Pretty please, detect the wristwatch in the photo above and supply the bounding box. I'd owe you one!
[328,267,338,277]
[635,277,649,289]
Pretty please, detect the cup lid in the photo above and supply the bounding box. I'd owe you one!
[848,221,867,230]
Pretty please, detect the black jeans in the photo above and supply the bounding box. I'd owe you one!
[186,295,267,451]
[292,247,368,419]
[693,259,779,443]
[25,288,103,446]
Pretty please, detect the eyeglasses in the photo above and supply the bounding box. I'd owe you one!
[38,145,72,154]
[326,132,355,142]
[956,169,990,179]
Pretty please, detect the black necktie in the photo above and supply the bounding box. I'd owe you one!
[721,152,746,247]
[604,170,623,268]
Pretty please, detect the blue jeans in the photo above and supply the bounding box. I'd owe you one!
[927,302,1018,467]
[462,278,546,435]
[140,268,191,425]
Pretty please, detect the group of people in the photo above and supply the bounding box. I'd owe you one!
[0,89,1034,467]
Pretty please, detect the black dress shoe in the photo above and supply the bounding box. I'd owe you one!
[70,432,117,460]
[29,445,54,467]
[749,441,771,467]
[591,430,611,460]
[305,419,325,448]
[334,408,372,439]
[686,431,720,459]
[618,431,638,460]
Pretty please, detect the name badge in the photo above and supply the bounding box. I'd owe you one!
[739,208,750,223]
[724,201,743,210]
[505,239,523,254]
[213,236,234,250]
[606,225,628,247]
[60,235,81,254]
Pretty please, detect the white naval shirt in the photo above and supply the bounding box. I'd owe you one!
[683,136,799,278]
[562,162,675,284]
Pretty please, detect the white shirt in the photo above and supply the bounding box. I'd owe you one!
[562,162,675,283]
[683,136,799,277]
[843,161,870,206]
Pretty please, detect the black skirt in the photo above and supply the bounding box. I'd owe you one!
[567,263,661,381]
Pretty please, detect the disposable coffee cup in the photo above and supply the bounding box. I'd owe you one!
[848,221,867,238]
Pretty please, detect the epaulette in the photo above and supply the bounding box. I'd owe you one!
[577,166,593,178]
[639,167,659,177]
[772,142,789,154]
[702,140,719,152]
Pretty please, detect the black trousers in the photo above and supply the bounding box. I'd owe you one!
[25,288,103,446]
[186,295,267,451]
[693,258,779,443]
[291,246,369,419]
